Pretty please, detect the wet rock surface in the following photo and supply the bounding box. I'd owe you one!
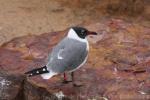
[0,71,24,100]
[0,18,150,100]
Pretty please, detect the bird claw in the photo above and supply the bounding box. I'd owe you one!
[62,80,72,84]
[73,82,83,87]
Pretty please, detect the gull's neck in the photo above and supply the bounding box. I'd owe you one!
[67,28,87,43]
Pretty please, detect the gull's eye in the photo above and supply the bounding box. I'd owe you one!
[81,30,85,34]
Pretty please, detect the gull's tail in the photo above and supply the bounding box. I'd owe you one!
[25,66,49,77]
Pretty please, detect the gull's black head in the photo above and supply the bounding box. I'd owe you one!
[72,27,97,39]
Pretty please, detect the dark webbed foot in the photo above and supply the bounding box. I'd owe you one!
[73,82,83,87]
[62,80,72,84]
[71,72,83,87]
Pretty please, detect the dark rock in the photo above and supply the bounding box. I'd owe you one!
[0,71,25,100]
[24,80,70,100]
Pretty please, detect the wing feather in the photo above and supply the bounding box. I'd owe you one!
[46,38,88,73]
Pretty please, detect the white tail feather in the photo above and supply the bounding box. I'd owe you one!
[41,72,57,79]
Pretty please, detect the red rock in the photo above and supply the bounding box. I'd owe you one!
[0,18,150,99]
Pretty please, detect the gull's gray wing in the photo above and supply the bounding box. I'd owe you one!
[46,37,88,73]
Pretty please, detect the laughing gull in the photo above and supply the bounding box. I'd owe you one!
[25,27,97,86]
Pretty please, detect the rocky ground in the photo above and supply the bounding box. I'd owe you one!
[0,0,150,100]
[0,18,150,100]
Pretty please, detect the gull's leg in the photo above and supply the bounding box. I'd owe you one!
[71,72,83,87]
[64,73,67,81]
[62,73,72,84]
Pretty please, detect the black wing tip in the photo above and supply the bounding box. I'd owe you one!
[28,74,34,77]
[24,71,30,74]
[24,66,49,77]
[24,71,34,77]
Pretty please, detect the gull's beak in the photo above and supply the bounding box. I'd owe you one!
[87,31,98,35]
